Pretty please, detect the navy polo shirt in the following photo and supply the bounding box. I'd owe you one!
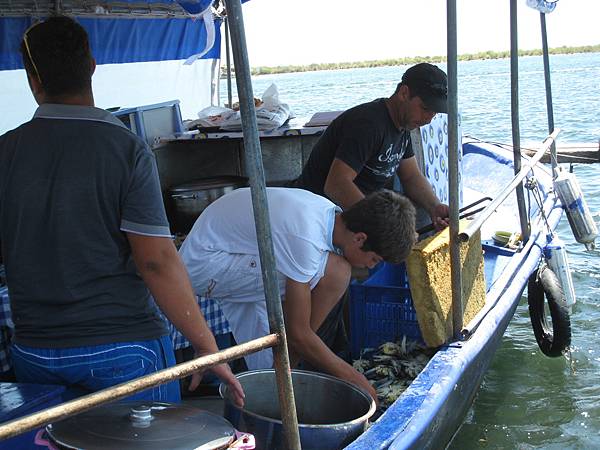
[0,104,171,347]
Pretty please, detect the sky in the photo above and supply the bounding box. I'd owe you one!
[237,0,600,67]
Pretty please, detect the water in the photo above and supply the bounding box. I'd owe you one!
[221,53,600,448]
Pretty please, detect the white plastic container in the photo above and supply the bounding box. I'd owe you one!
[544,235,576,308]
[553,168,598,250]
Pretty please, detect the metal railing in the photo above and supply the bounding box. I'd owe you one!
[445,0,560,343]
[447,0,463,338]
[459,130,561,339]
[459,129,560,244]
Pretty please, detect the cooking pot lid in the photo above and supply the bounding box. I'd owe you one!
[46,401,235,450]
[170,176,247,193]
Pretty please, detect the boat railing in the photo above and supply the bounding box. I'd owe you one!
[459,128,560,244]
[447,0,562,338]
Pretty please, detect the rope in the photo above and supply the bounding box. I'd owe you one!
[525,176,554,237]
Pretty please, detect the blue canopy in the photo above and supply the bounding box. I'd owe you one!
[0,0,250,70]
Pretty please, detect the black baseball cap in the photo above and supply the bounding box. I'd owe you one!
[401,63,448,114]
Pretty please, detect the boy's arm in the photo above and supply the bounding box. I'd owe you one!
[282,277,377,402]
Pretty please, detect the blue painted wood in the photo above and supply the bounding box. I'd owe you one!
[0,383,65,450]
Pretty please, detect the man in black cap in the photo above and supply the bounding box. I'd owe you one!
[292,62,450,230]
[290,63,449,359]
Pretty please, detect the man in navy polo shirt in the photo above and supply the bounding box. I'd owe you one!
[0,16,243,405]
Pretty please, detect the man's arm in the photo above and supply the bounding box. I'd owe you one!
[282,277,378,402]
[397,156,449,230]
[323,158,365,209]
[126,232,244,406]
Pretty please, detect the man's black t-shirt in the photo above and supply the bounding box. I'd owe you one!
[294,98,414,197]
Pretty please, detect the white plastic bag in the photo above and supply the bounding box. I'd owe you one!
[185,105,235,130]
[220,83,292,131]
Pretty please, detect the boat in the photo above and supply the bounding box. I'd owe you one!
[347,136,565,449]
[0,0,594,449]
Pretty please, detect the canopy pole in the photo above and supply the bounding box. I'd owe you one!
[224,1,301,449]
[540,12,557,176]
[510,0,531,242]
[447,0,463,336]
[224,17,233,108]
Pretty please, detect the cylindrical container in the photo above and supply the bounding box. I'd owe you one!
[544,235,576,308]
[220,369,376,450]
[553,169,598,249]
[169,176,247,233]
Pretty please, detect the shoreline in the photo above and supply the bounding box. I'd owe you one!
[221,45,600,77]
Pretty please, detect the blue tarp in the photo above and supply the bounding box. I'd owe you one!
[0,15,221,70]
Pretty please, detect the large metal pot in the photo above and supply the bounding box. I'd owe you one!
[169,176,247,233]
[220,369,376,450]
[45,401,236,450]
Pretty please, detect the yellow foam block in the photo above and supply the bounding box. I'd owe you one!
[406,220,486,347]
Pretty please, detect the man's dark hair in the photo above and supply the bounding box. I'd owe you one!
[341,190,417,264]
[20,16,93,97]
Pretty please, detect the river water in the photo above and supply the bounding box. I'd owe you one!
[234,53,600,449]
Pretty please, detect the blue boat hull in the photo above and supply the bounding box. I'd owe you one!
[348,140,563,449]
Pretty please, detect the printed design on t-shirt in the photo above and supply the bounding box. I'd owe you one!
[365,140,408,178]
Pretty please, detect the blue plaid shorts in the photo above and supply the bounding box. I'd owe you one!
[169,296,231,351]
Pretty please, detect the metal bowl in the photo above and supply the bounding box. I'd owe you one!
[220,369,376,450]
[168,176,247,233]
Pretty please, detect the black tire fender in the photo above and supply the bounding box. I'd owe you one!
[527,265,572,357]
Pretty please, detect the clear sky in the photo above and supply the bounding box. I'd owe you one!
[237,0,600,67]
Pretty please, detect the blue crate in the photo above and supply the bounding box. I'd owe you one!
[349,262,422,358]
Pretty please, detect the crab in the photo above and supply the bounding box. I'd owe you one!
[377,381,408,407]
[352,358,372,373]
[379,341,402,356]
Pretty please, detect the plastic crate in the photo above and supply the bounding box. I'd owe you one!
[112,100,183,146]
[349,262,422,358]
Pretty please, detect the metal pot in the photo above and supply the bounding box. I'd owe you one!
[220,369,376,450]
[45,401,236,450]
[169,176,247,233]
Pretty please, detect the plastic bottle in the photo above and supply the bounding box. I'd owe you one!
[544,235,576,308]
[526,0,557,14]
[553,168,598,250]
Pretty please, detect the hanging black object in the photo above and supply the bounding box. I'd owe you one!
[527,265,571,357]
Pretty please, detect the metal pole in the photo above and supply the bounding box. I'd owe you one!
[224,17,233,108]
[540,12,557,176]
[447,0,463,337]
[224,1,301,449]
[510,0,531,242]
[459,129,560,242]
[0,334,279,440]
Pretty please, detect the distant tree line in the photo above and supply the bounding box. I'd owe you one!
[219,44,600,77]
